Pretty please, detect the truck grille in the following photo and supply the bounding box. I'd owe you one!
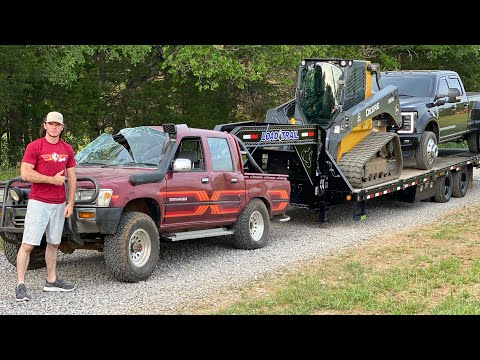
[12,215,25,227]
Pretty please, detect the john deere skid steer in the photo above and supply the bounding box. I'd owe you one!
[266,58,403,188]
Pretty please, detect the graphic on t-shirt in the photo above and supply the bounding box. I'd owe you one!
[40,153,68,162]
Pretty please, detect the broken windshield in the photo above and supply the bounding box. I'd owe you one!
[75,126,168,167]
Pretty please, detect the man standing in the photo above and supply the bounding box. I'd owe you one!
[15,111,77,302]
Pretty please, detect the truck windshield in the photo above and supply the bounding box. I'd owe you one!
[75,126,168,167]
[298,62,342,129]
[374,74,435,98]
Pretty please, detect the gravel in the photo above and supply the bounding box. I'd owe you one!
[1,168,480,314]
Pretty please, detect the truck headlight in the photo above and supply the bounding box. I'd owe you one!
[0,188,4,203]
[398,112,417,134]
[75,189,113,207]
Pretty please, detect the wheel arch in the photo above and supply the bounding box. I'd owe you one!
[424,118,439,142]
[123,198,160,227]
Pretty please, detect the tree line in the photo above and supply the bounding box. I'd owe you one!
[1,45,479,167]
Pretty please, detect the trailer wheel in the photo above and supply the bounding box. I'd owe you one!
[434,170,453,203]
[104,212,160,283]
[452,166,469,198]
[416,131,438,170]
[232,199,269,250]
[467,132,479,153]
[2,240,47,270]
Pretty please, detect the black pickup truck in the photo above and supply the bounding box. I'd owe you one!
[374,70,480,169]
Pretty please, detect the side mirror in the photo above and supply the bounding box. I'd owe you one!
[173,158,192,172]
[448,88,461,103]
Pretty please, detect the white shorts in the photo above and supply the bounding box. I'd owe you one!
[22,199,66,246]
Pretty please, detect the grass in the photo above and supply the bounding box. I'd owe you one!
[439,140,468,149]
[0,166,19,181]
[183,204,480,315]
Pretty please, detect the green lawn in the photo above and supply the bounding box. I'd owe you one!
[185,205,480,315]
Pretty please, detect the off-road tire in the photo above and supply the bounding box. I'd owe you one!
[2,240,47,270]
[433,170,453,203]
[416,131,438,170]
[467,132,479,153]
[232,199,269,250]
[104,212,159,283]
[452,166,469,198]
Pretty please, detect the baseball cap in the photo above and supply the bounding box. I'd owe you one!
[45,111,64,124]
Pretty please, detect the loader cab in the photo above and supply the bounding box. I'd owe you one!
[296,61,343,129]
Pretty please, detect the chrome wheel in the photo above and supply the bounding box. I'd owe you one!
[426,138,438,166]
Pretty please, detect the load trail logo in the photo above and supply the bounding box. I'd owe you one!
[261,130,299,142]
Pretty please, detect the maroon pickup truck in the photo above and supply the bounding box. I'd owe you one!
[0,124,290,282]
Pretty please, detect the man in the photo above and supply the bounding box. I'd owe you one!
[15,111,77,302]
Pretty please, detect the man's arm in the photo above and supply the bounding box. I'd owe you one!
[20,162,65,186]
[64,167,76,218]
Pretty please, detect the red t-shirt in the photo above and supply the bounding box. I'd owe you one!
[22,138,76,204]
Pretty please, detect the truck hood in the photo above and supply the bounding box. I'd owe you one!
[398,96,431,110]
[75,166,155,188]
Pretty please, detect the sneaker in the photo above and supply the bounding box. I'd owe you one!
[43,278,75,292]
[15,283,31,302]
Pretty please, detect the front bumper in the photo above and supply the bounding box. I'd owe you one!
[0,206,123,244]
[399,133,422,153]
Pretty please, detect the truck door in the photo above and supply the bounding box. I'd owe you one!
[204,136,246,222]
[162,137,216,227]
[437,76,456,140]
[447,76,468,136]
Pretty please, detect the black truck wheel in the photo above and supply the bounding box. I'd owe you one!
[416,131,438,170]
[104,212,160,283]
[467,132,479,153]
[433,170,453,203]
[232,198,269,250]
[452,166,469,198]
[2,240,47,270]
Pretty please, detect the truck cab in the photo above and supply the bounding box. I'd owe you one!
[0,124,290,283]
[374,70,480,169]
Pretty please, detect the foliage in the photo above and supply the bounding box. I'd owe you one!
[1,45,479,167]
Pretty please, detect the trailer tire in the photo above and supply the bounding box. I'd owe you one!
[467,132,479,153]
[232,199,269,250]
[416,131,438,170]
[452,166,469,198]
[434,170,453,203]
[3,241,47,270]
[104,212,160,283]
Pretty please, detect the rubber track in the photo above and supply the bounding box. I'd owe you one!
[338,132,399,188]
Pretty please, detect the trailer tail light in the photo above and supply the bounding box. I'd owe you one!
[243,134,259,140]
[301,131,315,137]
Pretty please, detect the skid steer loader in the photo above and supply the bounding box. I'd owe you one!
[266,58,403,188]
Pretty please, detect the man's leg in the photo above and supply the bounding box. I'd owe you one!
[18,199,49,284]
[45,243,60,283]
[45,202,66,283]
[16,243,35,284]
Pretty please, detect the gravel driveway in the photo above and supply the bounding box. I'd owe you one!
[2,168,480,315]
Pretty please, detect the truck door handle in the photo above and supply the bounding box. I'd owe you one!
[231,178,238,183]
[201,178,209,184]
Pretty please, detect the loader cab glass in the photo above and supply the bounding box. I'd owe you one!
[298,62,342,129]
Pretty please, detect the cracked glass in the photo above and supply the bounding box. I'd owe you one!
[75,126,168,167]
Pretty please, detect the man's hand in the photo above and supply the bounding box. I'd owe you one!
[64,203,74,218]
[51,170,65,186]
